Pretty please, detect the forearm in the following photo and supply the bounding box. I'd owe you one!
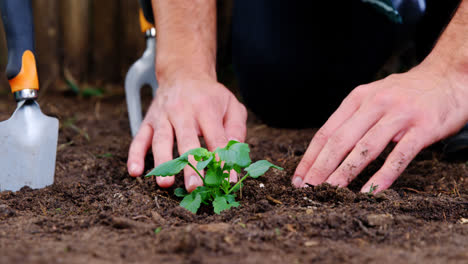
[423,1,468,85]
[151,0,217,83]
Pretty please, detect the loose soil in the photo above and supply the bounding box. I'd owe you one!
[0,90,467,264]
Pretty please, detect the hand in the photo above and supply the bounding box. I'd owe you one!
[127,75,247,192]
[292,63,468,193]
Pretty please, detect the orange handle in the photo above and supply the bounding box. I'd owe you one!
[8,50,39,93]
[139,9,154,33]
[0,0,39,93]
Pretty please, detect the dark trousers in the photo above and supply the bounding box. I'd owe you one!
[232,0,460,128]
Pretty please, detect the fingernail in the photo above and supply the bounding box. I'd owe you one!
[129,163,139,175]
[292,176,303,187]
[157,176,172,185]
[188,175,199,189]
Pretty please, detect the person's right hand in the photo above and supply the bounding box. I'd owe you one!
[127,74,248,192]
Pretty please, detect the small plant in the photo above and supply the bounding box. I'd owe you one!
[146,140,283,214]
[368,183,379,194]
[154,227,162,234]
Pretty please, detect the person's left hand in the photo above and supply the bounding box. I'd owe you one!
[292,62,468,193]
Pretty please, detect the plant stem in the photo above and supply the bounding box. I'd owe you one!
[227,173,249,194]
[188,163,205,184]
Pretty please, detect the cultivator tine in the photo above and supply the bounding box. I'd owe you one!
[125,9,158,137]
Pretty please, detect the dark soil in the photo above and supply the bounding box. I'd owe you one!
[0,90,467,264]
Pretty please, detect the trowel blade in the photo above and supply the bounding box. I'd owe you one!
[0,100,59,192]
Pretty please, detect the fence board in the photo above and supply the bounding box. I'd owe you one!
[91,0,120,83]
[33,0,60,90]
[119,0,146,80]
[60,0,90,82]
[1,1,234,87]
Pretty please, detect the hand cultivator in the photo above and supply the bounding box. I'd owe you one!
[125,8,158,137]
[0,0,59,192]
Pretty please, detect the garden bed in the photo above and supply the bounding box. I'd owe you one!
[0,91,467,264]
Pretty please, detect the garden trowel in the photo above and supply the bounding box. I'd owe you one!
[125,9,158,137]
[0,0,59,192]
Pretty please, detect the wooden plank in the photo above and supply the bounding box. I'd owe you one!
[33,0,60,90]
[119,0,146,81]
[60,0,90,83]
[90,0,120,83]
[0,17,9,92]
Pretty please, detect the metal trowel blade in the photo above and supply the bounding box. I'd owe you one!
[0,100,59,192]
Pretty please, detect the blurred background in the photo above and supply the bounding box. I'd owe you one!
[0,0,234,92]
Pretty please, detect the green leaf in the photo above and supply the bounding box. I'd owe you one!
[215,141,251,168]
[146,158,188,177]
[220,179,231,194]
[224,194,238,205]
[213,196,229,214]
[154,227,162,234]
[81,86,104,97]
[245,160,283,178]
[180,148,211,161]
[205,166,223,186]
[213,195,240,214]
[196,155,213,171]
[225,140,239,148]
[65,78,80,94]
[193,186,211,201]
[96,153,113,158]
[180,192,202,213]
[174,187,188,197]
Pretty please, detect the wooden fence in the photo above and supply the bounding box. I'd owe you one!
[0,0,233,90]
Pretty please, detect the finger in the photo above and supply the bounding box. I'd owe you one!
[361,129,426,193]
[199,116,238,182]
[172,117,204,192]
[152,118,176,188]
[326,116,406,187]
[198,111,228,152]
[201,100,245,182]
[229,170,238,182]
[293,87,366,186]
[224,99,247,142]
[224,101,247,182]
[392,130,406,142]
[128,123,153,177]
[301,105,384,187]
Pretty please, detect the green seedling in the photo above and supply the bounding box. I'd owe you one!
[96,153,113,158]
[146,140,283,214]
[62,118,90,141]
[154,227,162,234]
[64,69,104,97]
[368,183,379,194]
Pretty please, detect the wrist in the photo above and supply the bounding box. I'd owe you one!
[156,59,217,87]
[156,51,217,86]
[412,54,468,118]
[418,50,468,89]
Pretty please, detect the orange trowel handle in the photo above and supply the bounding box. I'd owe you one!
[138,0,155,32]
[0,0,39,93]
[139,9,155,33]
